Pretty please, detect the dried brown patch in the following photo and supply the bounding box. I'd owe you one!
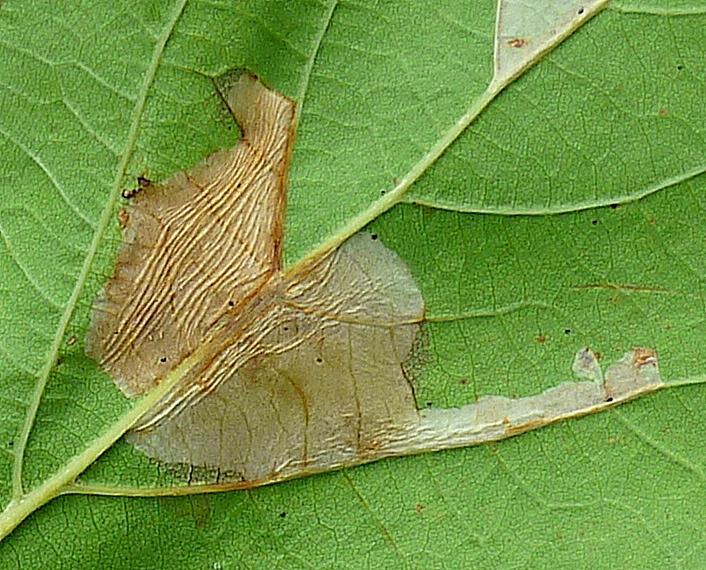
[507,38,528,48]
[88,74,295,398]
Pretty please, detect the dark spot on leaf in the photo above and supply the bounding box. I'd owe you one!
[536,333,547,344]
[459,378,468,386]
[137,175,151,189]
[658,108,670,118]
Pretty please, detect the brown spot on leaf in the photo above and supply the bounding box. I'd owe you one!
[632,347,657,368]
[536,333,547,344]
[117,208,129,229]
[507,38,528,48]
[658,108,670,118]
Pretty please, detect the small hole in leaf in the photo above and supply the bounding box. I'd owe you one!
[605,396,614,403]
[425,401,433,408]
[315,357,323,364]
[371,234,378,241]
[279,512,287,518]
[610,203,619,210]
[564,329,572,335]
[591,219,599,226]
[380,189,386,195]
[677,64,684,71]
[228,300,234,307]
[7,440,13,448]
[577,7,584,14]
[160,357,167,363]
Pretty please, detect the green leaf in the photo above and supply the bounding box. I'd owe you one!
[0,0,704,568]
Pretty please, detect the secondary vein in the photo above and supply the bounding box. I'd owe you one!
[10,0,189,502]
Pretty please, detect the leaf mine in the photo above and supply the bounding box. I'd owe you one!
[493,0,608,88]
[86,73,292,399]
[87,75,663,489]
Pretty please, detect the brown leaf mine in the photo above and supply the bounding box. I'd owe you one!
[88,74,425,483]
[87,73,292,398]
[88,75,663,490]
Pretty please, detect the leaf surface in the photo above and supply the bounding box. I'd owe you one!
[0,0,704,567]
